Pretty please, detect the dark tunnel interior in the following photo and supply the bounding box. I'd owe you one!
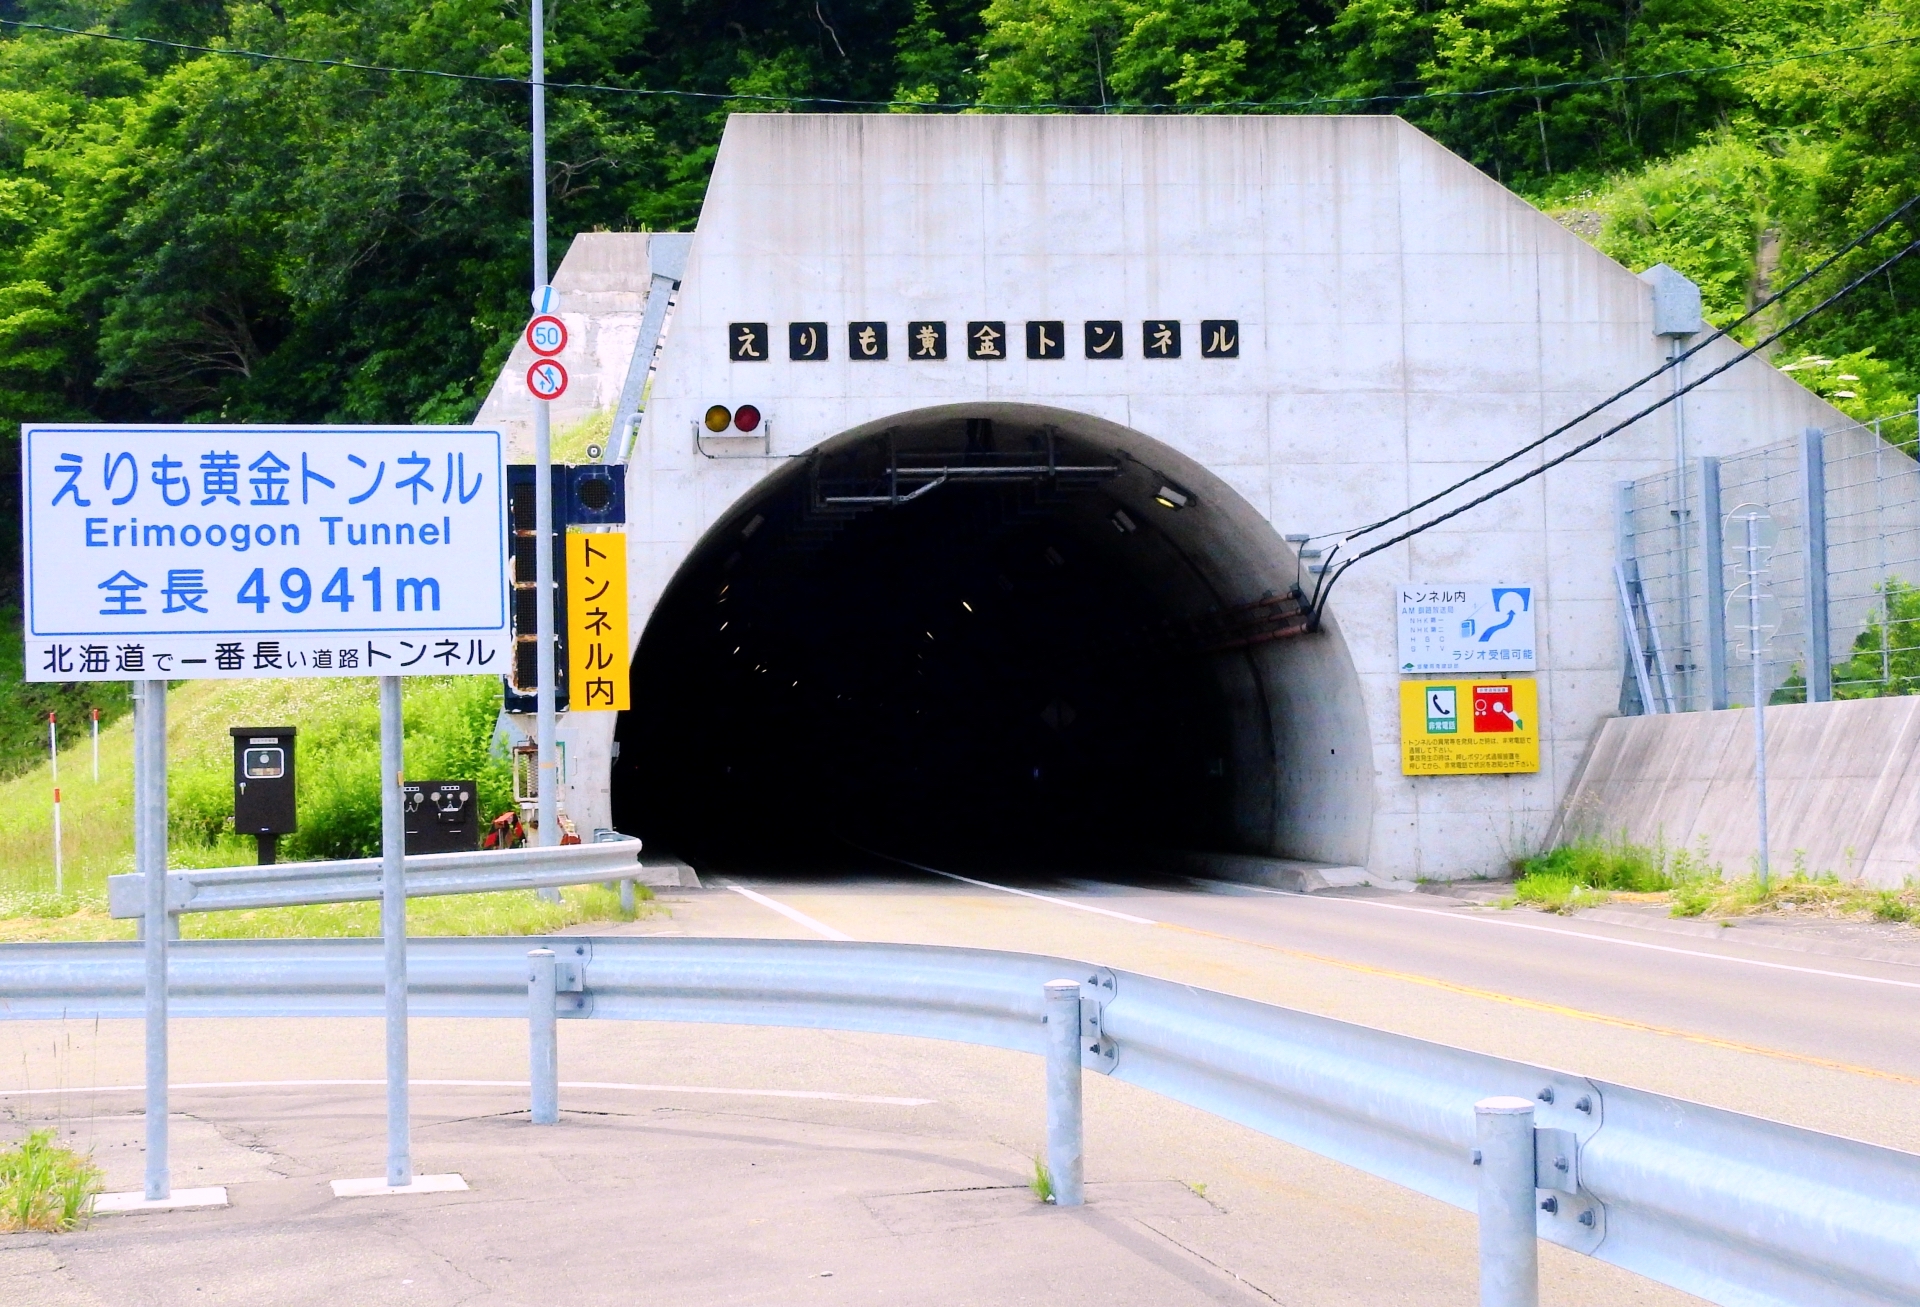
[611,415,1303,871]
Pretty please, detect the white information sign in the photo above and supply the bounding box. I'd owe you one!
[1397,583,1536,673]
[22,425,509,681]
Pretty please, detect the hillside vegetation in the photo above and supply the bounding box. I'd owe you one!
[0,673,512,901]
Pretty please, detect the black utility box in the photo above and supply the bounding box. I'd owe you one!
[403,780,480,855]
[231,727,297,864]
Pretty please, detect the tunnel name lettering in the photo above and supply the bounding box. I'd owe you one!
[743,319,1241,362]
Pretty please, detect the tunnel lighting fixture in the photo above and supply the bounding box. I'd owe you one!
[1154,484,1191,510]
[741,513,765,539]
[1111,509,1138,534]
[704,404,732,432]
[733,404,762,432]
[961,600,973,612]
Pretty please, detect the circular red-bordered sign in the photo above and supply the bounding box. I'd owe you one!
[526,358,568,401]
[525,314,568,357]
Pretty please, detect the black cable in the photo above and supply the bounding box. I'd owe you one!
[0,17,1914,114]
[1326,192,1920,547]
[1307,233,1920,626]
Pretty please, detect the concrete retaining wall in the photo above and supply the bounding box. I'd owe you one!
[1557,697,1920,886]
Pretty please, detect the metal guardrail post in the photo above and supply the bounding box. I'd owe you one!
[1801,427,1832,702]
[380,676,411,1188]
[619,878,635,916]
[1475,1097,1539,1307]
[1044,979,1084,1207]
[529,949,559,1124]
[136,679,169,1201]
[1700,455,1729,710]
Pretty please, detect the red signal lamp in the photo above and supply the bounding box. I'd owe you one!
[733,404,762,432]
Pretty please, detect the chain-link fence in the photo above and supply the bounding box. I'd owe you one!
[1618,412,1920,712]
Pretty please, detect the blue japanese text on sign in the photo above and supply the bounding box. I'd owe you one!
[22,426,509,681]
[1396,583,1536,674]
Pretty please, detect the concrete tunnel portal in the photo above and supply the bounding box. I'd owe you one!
[611,405,1375,872]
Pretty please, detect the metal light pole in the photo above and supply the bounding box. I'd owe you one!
[531,0,559,852]
[1742,513,1772,889]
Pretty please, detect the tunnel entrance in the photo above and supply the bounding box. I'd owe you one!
[613,407,1367,871]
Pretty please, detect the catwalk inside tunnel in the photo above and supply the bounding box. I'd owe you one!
[613,408,1373,870]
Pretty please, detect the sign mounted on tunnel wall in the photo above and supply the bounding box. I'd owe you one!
[1399,679,1539,775]
[1397,584,1536,673]
[20,425,510,681]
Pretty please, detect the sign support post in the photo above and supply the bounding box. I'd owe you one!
[379,676,411,1187]
[136,678,169,1201]
[530,0,560,860]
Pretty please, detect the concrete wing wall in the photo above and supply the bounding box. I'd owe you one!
[1559,698,1920,886]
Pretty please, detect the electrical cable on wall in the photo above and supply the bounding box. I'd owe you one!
[1318,193,1920,551]
[1304,222,1920,627]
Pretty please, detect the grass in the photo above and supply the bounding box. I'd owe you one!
[1507,837,1920,924]
[0,673,655,942]
[0,883,654,943]
[1030,1156,1055,1203]
[0,1129,103,1233]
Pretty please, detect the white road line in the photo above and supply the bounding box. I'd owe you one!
[877,855,1159,925]
[1183,877,1920,991]
[0,1079,933,1106]
[720,881,854,940]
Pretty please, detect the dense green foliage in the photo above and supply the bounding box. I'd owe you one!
[1833,577,1920,698]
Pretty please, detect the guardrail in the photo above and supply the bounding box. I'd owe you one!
[4,935,1915,1307]
[104,838,649,920]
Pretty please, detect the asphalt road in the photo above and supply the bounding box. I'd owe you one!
[677,857,1920,1153]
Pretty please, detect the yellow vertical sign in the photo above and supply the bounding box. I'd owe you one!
[566,531,629,711]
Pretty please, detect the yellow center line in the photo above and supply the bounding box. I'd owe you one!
[1148,918,1920,1086]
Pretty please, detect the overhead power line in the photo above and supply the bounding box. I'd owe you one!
[0,18,1914,114]
[1304,225,1920,626]
[1323,192,1920,549]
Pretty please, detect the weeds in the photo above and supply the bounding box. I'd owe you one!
[1509,835,1920,924]
[0,1130,103,1232]
[1030,1156,1055,1203]
[1508,836,1715,914]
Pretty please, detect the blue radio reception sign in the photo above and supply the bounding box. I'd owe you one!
[21,425,510,680]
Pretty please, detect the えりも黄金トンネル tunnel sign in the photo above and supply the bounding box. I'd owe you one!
[21,425,509,680]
